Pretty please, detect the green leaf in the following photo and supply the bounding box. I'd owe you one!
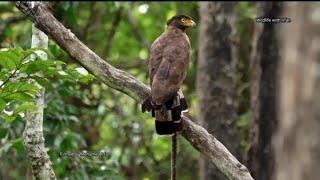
[10,47,24,66]
[20,58,61,76]
[54,60,66,65]
[0,128,8,139]
[78,75,94,84]
[4,27,13,38]
[43,66,59,77]
[237,111,252,128]
[0,48,24,67]
[3,114,16,123]
[14,103,37,114]
[1,81,20,92]
[0,52,17,71]
[21,49,39,60]
[4,92,34,102]
[18,83,39,95]
[12,138,24,153]
[24,48,53,60]
[0,71,7,80]
[0,99,6,112]
[20,60,45,74]
[33,76,52,89]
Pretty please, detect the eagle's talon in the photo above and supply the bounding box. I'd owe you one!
[141,96,153,113]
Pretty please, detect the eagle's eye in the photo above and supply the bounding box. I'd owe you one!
[181,18,186,23]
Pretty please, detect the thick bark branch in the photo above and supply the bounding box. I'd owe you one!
[15,2,253,179]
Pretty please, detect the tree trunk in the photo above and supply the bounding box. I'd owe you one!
[275,2,320,180]
[246,2,282,180]
[198,2,241,179]
[23,23,56,179]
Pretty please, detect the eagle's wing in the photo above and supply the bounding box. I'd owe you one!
[142,30,190,113]
[151,37,190,105]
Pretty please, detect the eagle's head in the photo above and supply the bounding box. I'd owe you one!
[167,15,196,31]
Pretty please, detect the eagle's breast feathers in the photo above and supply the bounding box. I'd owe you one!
[149,28,191,105]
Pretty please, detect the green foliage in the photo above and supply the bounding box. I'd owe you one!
[0,47,94,117]
[0,47,95,178]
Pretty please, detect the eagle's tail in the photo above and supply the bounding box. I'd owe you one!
[155,94,188,135]
[155,107,182,135]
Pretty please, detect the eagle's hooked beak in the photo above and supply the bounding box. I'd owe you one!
[189,20,196,27]
[183,19,196,27]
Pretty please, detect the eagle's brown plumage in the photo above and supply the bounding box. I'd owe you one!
[142,15,195,134]
[150,25,190,104]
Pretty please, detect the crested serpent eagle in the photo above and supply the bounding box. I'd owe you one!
[142,15,196,135]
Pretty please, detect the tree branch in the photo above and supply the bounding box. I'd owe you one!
[15,2,253,179]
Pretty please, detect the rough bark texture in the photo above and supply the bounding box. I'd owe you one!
[15,2,253,179]
[23,23,56,179]
[197,2,241,180]
[246,2,282,180]
[275,2,320,180]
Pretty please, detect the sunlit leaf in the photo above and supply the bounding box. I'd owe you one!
[14,103,37,114]
[4,92,34,102]
[0,51,17,70]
